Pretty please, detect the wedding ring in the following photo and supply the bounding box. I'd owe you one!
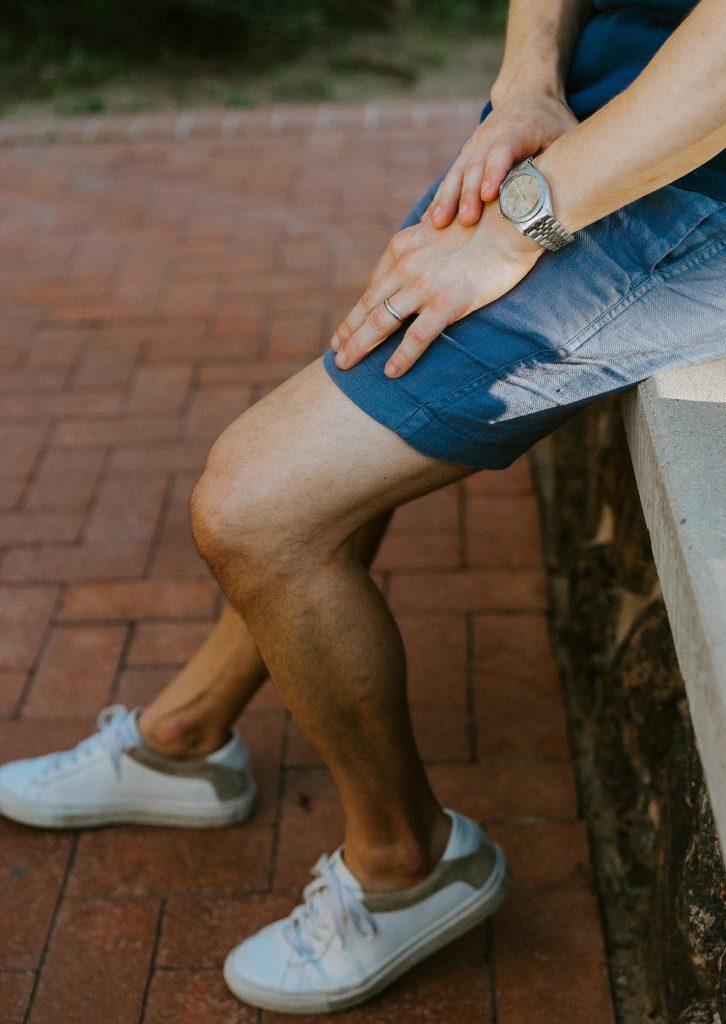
[383,296,405,323]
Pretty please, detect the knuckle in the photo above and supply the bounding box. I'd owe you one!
[360,289,376,314]
[485,142,505,162]
[486,142,512,166]
[389,230,409,256]
[504,113,528,133]
[368,307,388,331]
[441,173,461,196]
[404,328,426,350]
[367,268,382,288]
[397,250,418,273]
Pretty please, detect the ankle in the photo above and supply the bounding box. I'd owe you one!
[344,811,451,892]
[137,709,230,759]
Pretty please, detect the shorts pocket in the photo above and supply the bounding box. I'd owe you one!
[615,183,726,275]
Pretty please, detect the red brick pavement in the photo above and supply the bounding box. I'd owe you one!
[0,102,614,1023]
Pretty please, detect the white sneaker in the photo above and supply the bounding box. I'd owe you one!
[223,809,509,1014]
[0,703,257,829]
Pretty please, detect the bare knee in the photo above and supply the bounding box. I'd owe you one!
[189,436,328,593]
[190,463,268,578]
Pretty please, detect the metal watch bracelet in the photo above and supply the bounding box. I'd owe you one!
[522,214,574,252]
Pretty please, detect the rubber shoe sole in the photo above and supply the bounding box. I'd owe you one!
[0,780,257,830]
[223,841,510,1014]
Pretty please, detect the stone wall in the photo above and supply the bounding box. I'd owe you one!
[529,396,726,1024]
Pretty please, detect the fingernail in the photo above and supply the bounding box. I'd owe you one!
[433,206,443,220]
[481,180,491,194]
[384,362,397,378]
[335,351,348,368]
[330,334,341,352]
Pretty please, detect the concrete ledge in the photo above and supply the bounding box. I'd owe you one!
[622,357,726,866]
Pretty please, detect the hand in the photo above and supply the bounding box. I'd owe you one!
[422,89,578,229]
[330,204,543,378]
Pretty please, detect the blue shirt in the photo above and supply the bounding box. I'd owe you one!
[482,0,726,201]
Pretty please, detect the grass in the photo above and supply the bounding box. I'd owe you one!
[0,24,504,120]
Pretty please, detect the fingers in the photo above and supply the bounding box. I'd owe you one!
[452,132,521,226]
[420,193,439,222]
[427,127,501,228]
[383,307,451,378]
[430,102,576,228]
[333,288,419,369]
[480,141,519,203]
[430,160,467,228]
[333,278,459,379]
[331,230,417,349]
[331,267,406,352]
[457,158,487,226]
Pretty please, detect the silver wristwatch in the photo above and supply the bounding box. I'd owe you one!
[498,158,574,252]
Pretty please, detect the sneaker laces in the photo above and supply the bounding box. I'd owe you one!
[42,704,138,781]
[283,854,377,959]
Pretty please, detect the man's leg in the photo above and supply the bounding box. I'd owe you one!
[136,513,392,759]
[0,432,393,830]
[191,355,475,889]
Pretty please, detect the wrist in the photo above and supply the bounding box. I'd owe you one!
[484,202,544,261]
[497,156,578,253]
[491,73,567,108]
[531,145,588,233]
[492,31,569,107]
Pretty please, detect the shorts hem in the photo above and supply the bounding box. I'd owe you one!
[322,346,422,429]
[322,349,524,471]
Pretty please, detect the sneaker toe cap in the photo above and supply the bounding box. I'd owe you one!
[225,923,284,980]
[225,922,319,998]
[0,758,39,798]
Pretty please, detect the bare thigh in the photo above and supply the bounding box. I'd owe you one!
[197,355,475,552]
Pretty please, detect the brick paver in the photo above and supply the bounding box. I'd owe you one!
[0,102,614,1023]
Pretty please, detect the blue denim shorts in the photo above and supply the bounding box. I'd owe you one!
[322,165,726,470]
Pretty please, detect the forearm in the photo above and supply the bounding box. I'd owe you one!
[536,0,726,231]
[492,0,594,102]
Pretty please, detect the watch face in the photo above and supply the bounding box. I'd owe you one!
[500,172,542,221]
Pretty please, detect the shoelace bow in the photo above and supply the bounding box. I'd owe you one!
[43,704,136,781]
[283,854,377,958]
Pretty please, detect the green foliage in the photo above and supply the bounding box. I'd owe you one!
[226,89,253,108]
[417,0,505,30]
[0,0,507,95]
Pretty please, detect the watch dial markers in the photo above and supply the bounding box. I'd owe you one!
[501,173,540,219]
